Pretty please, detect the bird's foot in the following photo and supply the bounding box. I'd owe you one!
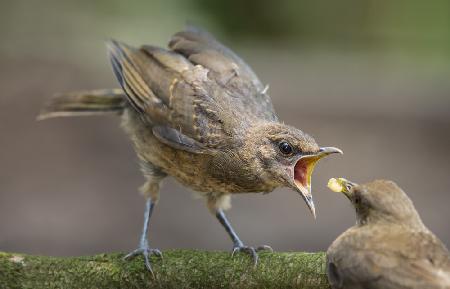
[123,244,163,275]
[256,245,274,252]
[231,244,273,266]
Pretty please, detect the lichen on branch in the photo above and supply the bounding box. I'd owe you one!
[0,250,330,289]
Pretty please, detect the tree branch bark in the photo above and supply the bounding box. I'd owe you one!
[0,250,330,289]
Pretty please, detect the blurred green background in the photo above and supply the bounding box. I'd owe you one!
[1,0,449,256]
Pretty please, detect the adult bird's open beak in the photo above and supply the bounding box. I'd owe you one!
[292,147,343,218]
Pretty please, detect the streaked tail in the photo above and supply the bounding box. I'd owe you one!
[38,89,126,120]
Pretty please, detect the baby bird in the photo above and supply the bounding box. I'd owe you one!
[327,178,450,289]
[40,27,342,272]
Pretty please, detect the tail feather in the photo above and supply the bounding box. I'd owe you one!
[38,89,126,120]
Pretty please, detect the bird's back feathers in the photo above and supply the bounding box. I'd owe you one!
[40,27,279,153]
[169,27,277,122]
[327,219,450,289]
[107,28,278,152]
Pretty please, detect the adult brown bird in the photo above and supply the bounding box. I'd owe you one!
[327,178,450,289]
[39,27,342,272]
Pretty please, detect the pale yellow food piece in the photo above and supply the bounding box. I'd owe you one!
[328,178,343,192]
[327,177,352,193]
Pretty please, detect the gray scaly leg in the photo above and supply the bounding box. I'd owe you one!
[124,198,162,275]
[215,209,273,266]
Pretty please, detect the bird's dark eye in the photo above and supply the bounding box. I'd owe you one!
[279,141,293,155]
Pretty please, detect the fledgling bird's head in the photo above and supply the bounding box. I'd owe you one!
[328,178,424,228]
[244,122,342,218]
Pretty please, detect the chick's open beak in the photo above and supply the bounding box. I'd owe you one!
[292,147,343,218]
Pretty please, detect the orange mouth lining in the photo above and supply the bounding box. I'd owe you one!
[294,159,308,187]
[294,156,320,188]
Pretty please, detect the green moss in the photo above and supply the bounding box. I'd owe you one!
[0,250,330,289]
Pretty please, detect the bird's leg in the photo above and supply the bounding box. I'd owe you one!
[124,162,167,276]
[215,209,273,266]
[124,198,162,275]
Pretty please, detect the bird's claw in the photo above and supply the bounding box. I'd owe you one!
[123,246,163,275]
[231,244,272,266]
[232,245,258,266]
[256,245,273,252]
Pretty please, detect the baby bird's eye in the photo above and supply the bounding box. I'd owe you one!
[278,141,293,155]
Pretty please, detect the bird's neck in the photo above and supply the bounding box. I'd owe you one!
[357,212,427,231]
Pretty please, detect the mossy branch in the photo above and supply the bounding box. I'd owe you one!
[0,250,330,289]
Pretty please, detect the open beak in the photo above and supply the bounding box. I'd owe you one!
[292,147,343,218]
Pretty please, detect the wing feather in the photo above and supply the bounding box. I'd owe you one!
[106,28,278,152]
[169,27,278,122]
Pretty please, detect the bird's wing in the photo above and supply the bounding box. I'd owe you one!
[107,39,244,152]
[328,229,450,289]
[168,26,278,122]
